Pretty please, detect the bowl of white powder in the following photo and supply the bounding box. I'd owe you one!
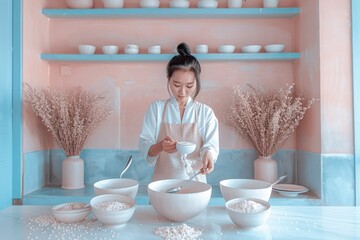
[225,197,271,228]
[90,194,136,227]
[148,179,212,221]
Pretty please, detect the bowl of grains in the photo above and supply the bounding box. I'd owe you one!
[148,179,212,222]
[90,194,136,227]
[220,179,272,202]
[225,197,271,228]
[52,202,91,223]
[94,178,139,199]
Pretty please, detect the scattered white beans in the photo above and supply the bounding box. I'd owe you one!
[228,199,267,213]
[93,201,132,211]
[154,223,203,240]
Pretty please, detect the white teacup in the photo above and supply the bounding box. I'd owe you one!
[263,0,279,8]
[102,45,119,54]
[101,0,124,8]
[148,45,161,54]
[125,44,139,54]
[195,44,208,54]
[228,0,246,8]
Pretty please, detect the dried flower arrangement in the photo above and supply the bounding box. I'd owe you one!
[228,84,316,157]
[24,84,112,157]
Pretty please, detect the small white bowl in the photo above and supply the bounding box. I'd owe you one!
[94,178,139,199]
[140,0,160,8]
[148,45,161,54]
[220,179,272,202]
[65,0,93,9]
[101,0,124,8]
[228,0,247,8]
[195,44,209,54]
[217,45,236,53]
[226,198,271,229]
[169,0,190,8]
[90,194,136,227]
[102,45,119,54]
[78,45,96,54]
[124,44,139,54]
[241,45,262,53]
[197,0,218,8]
[52,202,91,223]
[176,141,196,155]
[264,44,285,53]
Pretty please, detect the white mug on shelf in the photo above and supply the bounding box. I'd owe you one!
[263,0,279,8]
[228,0,247,8]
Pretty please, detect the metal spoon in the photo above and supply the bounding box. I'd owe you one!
[166,170,203,194]
[120,155,133,178]
[271,175,287,187]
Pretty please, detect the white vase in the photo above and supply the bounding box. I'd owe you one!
[254,156,278,183]
[61,155,85,189]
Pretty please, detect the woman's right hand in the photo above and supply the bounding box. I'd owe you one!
[161,136,177,153]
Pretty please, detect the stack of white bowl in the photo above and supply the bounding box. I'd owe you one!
[101,0,124,8]
[197,0,218,8]
[65,0,93,9]
[169,0,190,8]
[140,0,160,8]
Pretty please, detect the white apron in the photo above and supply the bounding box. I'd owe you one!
[152,100,205,182]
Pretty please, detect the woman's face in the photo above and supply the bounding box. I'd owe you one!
[169,69,196,106]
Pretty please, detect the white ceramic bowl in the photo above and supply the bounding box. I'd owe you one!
[241,44,262,53]
[148,179,212,221]
[102,45,119,54]
[148,45,161,54]
[220,179,272,201]
[52,202,91,223]
[78,45,96,54]
[264,44,285,53]
[94,178,139,199]
[90,194,136,227]
[176,141,196,155]
[140,0,160,8]
[195,44,209,54]
[197,0,218,8]
[228,0,246,8]
[65,0,93,9]
[226,197,271,228]
[169,0,190,8]
[101,0,124,8]
[124,44,139,54]
[217,45,236,53]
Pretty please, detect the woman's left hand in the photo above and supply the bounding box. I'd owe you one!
[201,151,214,174]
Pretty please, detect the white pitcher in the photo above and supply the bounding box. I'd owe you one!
[263,0,279,8]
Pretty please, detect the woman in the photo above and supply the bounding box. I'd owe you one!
[139,42,219,182]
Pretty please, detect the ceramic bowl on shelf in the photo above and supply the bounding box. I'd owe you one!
[124,44,139,54]
[52,202,91,223]
[226,197,271,228]
[220,179,272,201]
[94,178,139,199]
[264,44,285,53]
[101,0,124,8]
[65,0,93,9]
[102,45,119,54]
[78,45,96,54]
[90,194,136,227]
[197,0,218,8]
[140,0,160,8]
[217,45,236,53]
[148,179,212,221]
[228,0,247,8]
[195,44,209,54]
[169,0,190,8]
[148,45,161,54]
[241,44,262,53]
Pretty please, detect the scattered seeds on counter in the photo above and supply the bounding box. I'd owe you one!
[154,223,203,240]
[228,199,267,214]
[93,201,132,211]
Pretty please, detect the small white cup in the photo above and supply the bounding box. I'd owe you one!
[148,45,161,54]
[102,45,119,54]
[78,45,96,54]
[125,44,139,54]
[263,0,279,8]
[195,44,208,54]
[228,0,246,8]
[101,0,124,8]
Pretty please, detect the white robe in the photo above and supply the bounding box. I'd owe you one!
[139,96,219,167]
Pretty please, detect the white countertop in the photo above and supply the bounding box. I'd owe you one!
[1,205,359,240]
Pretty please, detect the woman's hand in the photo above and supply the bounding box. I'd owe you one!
[161,136,177,153]
[201,151,214,174]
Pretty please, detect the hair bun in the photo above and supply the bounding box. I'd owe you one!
[177,42,192,56]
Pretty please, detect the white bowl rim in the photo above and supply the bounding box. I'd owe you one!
[94,178,139,189]
[220,179,272,189]
[225,197,271,214]
[148,179,212,194]
[52,202,91,213]
[265,43,285,47]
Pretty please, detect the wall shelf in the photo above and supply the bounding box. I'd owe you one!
[42,8,300,19]
[41,53,301,62]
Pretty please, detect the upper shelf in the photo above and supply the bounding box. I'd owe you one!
[41,53,301,62]
[42,8,300,18]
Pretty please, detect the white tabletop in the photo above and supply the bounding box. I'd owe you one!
[1,205,359,240]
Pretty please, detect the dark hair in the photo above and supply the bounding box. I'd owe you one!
[166,42,201,100]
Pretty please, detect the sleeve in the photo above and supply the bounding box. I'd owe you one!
[138,102,161,167]
[199,105,220,163]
